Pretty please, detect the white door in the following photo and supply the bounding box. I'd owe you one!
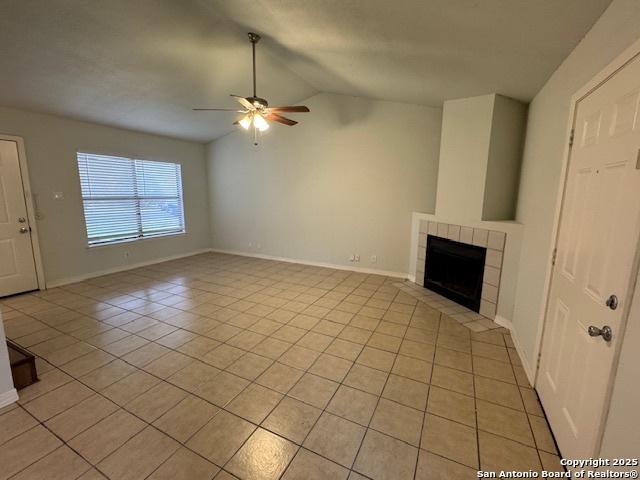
[0,140,38,296]
[537,54,640,459]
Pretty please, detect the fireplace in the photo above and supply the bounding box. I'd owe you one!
[424,235,487,312]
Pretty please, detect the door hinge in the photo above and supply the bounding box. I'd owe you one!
[551,248,558,266]
[568,128,575,147]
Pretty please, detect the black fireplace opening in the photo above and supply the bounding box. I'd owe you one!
[423,235,486,312]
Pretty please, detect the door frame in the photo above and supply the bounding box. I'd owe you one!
[534,37,640,455]
[0,133,45,291]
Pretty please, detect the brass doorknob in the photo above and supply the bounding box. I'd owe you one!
[19,227,29,234]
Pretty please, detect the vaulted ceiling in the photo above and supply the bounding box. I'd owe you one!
[0,0,611,142]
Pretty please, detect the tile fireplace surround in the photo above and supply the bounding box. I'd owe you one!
[407,214,523,333]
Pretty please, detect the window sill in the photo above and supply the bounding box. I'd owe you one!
[86,231,187,249]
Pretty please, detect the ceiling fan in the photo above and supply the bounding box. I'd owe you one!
[193,32,310,144]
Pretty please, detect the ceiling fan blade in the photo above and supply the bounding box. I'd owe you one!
[193,108,247,112]
[265,113,298,126]
[230,94,255,110]
[266,106,310,113]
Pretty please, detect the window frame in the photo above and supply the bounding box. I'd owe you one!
[76,151,187,248]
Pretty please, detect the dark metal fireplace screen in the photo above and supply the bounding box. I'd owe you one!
[423,235,486,312]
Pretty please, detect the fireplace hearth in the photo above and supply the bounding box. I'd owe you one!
[424,235,486,312]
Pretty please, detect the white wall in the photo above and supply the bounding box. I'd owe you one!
[0,107,211,286]
[435,94,494,222]
[207,93,442,275]
[511,0,640,369]
[600,268,640,458]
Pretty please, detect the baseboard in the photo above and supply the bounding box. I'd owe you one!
[494,315,513,330]
[0,388,18,409]
[509,325,536,386]
[210,248,409,279]
[46,248,213,288]
[407,274,416,283]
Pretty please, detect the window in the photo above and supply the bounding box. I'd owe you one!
[77,152,185,246]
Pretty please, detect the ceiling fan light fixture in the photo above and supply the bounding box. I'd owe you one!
[253,113,269,131]
[239,114,252,130]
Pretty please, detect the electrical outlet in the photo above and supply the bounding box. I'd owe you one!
[370,255,377,263]
[256,243,261,250]
[349,254,355,262]
[355,255,360,262]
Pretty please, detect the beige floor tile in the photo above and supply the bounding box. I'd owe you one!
[227,383,283,424]
[226,352,273,380]
[434,347,472,372]
[273,325,307,343]
[356,346,396,371]
[68,409,146,464]
[187,410,256,465]
[227,428,298,480]
[431,364,474,396]
[23,381,93,421]
[382,374,429,410]
[326,385,378,426]
[343,364,389,395]
[282,448,349,480]
[353,429,418,480]
[257,362,305,394]
[17,368,73,404]
[303,412,366,468]
[45,394,118,441]
[227,330,266,350]
[44,341,97,366]
[0,425,63,480]
[155,328,197,348]
[102,335,149,357]
[11,445,91,480]
[415,450,477,480]
[421,414,478,468]
[59,349,116,377]
[471,330,505,346]
[125,381,188,422]
[427,386,476,427]
[370,398,424,446]
[473,356,516,384]
[76,467,107,480]
[278,345,321,370]
[288,373,339,409]
[325,338,363,361]
[206,324,243,343]
[153,395,219,442]
[478,431,541,471]
[520,387,545,416]
[391,355,432,383]
[122,342,171,367]
[253,337,292,359]
[296,331,333,352]
[262,397,322,444]
[474,376,524,410]
[399,339,435,361]
[101,369,161,405]
[338,326,372,344]
[148,447,220,480]
[308,353,352,382]
[539,451,564,472]
[529,414,558,454]
[471,341,510,363]
[98,426,180,480]
[0,407,38,445]
[198,371,250,406]
[367,332,402,352]
[79,359,136,390]
[476,400,535,446]
[167,360,221,394]
[143,350,194,378]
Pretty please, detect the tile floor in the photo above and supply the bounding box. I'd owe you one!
[0,253,563,480]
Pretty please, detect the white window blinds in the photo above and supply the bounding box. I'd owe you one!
[77,152,185,246]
